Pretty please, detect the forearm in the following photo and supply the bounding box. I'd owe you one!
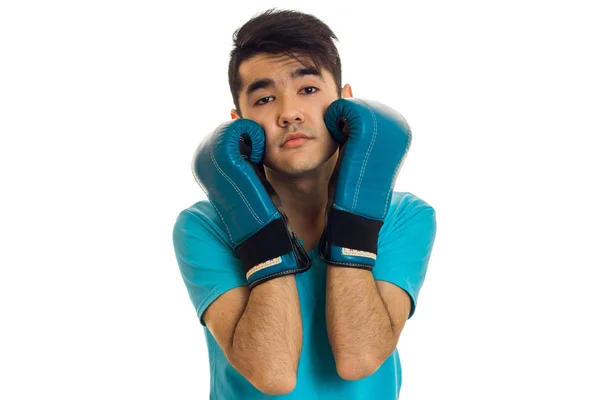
[326,266,397,379]
[231,275,302,391]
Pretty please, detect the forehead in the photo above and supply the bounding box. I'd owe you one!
[238,53,331,88]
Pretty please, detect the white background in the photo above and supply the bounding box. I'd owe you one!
[1,0,599,399]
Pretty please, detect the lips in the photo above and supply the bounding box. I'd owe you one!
[281,132,310,147]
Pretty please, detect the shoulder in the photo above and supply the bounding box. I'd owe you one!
[380,191,437,242]
[172,200,234,250]
[386,191,436,219]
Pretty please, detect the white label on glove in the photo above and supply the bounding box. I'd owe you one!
[342,248,377,260]
[247,256,283,280]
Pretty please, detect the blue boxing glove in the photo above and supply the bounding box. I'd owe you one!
[319,98,412,270]
[192,118,311,289]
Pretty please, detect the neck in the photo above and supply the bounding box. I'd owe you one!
[264,152,338,249]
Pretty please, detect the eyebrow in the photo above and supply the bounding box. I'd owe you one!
[245,67,324,99]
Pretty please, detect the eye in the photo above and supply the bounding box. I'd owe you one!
[255,96,274,106]
[301,86,319,95]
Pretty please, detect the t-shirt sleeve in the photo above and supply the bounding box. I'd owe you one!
[172,208,247,326]
[373,196,437,319]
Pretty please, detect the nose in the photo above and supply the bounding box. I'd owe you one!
[277,97,304,127]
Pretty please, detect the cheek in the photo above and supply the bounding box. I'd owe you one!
[260,129,280,164]
[263,128,281,151]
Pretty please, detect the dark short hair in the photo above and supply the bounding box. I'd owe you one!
[228,8,343,115]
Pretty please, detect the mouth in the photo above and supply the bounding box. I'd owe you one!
[281,132,310,148]
[282,137,310,148]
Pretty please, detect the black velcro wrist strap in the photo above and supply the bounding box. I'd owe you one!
[326,207,384,255]
[235,217,294,274]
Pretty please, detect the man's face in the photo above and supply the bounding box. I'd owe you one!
[234,54,343,176]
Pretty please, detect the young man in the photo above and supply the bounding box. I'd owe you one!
[172,8,437,399]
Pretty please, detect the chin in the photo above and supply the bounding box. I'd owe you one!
[278,162,320,176]
[265,156,323,177]
[264,140,338,176]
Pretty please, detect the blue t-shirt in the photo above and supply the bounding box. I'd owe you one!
[172,191,437,399]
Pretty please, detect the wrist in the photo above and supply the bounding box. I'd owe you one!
[318,207,383,270]
[236,217,310,289]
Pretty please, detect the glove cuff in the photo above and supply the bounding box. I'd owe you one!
[236,217,310,289]
[318,207,383,270]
